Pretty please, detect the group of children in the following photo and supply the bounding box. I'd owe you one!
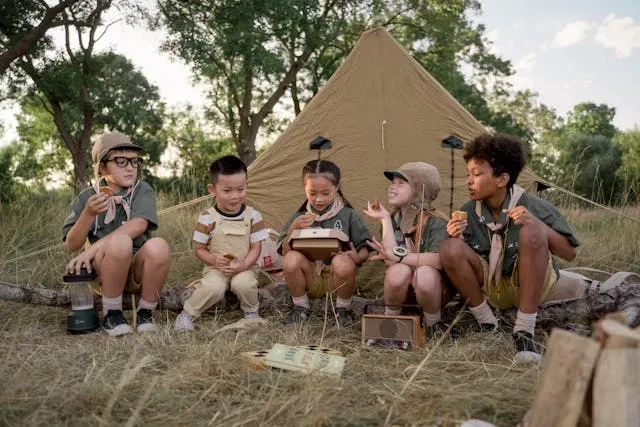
[63,130,582,362]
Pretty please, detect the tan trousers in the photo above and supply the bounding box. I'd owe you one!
[184,267,259,317]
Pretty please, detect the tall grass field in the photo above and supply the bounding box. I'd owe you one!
[0,191,638,426]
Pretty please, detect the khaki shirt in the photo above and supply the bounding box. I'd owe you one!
[277,203,372,255]
[460,192,580,276]
[61,180,158,253]
[391,214,448,253]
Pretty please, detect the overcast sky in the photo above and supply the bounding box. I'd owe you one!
[1,0,638,146]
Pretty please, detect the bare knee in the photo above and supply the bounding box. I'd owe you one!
[140,238,170,264]
[283,250,308,273]
[384,263,413,293]
[413,266,442,297]
[439,238,467,267]
[104,233,133,261]
[519,222,548,251]
[331,254,356,278]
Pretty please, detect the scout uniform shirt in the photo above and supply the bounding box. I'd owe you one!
[391,214,448,253]
[61,181,158,253]
[460,191,580,276]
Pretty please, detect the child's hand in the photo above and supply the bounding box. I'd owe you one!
[220,258,246,277]
[84,193,110,217]
[334,242,360,265]
[212,254,232,270]
[362,200,390,220]
[66,251,95,275]
[447,218,467,238]
[366,239,398,264]
[504,207,536,227]
[289,213,316,231]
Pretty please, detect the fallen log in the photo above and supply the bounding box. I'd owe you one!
[1,280,639,329]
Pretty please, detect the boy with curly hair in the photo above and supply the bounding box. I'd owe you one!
[440,133,580,362]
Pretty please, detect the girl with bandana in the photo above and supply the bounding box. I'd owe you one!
[364,162,455,338]
[277,159,372,326]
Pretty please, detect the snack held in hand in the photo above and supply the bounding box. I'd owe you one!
[452,210,467,221]
[222,253,236,261]
[99,186,114,197]
[370,200,380,210]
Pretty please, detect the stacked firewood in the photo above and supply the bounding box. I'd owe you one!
[522,313,640,427]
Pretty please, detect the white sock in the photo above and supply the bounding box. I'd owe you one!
[244,311,260,319]
[138,298,157,311]
[292,294,310,309]
[513,310,537,336]
[102,295,122,316]
[384,307,402,316]
[179,310,195,320]
[336,297,351,309]
[469,299,498,326]
[423,311,442,327]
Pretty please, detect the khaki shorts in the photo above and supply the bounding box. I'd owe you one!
[477,254,557,310]
[91,257,140,295]
[308,266,332,298]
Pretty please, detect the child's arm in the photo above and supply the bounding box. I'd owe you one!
[505,206,577,261]
[367,239,441,269]
[280,214,315,255]
[65,192,110,252]
[363,201,397,251]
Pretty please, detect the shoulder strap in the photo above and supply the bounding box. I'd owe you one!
[206,207,222,225]
[243,206,254,227]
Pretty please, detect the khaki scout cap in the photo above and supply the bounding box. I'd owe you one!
[91,131,141,163]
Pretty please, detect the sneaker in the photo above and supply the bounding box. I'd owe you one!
[335,307,357,328]
[281,305,310,325]
[428,321,461,340]
[175,311,196,331]
[479,322,499,332]
[513,331,542,363]
[102,310,133,336]
[136,309,156,333]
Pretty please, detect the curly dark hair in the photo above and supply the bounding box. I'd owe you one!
[463,133,526,189]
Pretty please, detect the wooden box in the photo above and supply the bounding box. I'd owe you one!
[362,313,424,350]
[288,228,349,263]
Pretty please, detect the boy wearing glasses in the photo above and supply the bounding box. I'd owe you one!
[62,131,170,336]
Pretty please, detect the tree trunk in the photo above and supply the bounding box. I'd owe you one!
[71,145,88,192]
[1,280,639,330]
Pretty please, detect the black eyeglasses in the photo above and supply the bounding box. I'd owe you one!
[104,157,143,168]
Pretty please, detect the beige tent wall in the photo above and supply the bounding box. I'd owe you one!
[247,27,542,232]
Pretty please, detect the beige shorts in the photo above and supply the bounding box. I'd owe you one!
[477,254,557,310]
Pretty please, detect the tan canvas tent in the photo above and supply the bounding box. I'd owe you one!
[247,27,545,231]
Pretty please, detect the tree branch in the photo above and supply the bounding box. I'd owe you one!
[0,0,80,74]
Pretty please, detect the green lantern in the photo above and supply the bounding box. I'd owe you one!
[63,267,100,334]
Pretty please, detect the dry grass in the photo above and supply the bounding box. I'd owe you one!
[0,301,538,426]
[0,192,638,425]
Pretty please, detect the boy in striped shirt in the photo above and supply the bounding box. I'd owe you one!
[175,155,269,331]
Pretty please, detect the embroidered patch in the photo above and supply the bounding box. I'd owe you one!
[334,220,343,230]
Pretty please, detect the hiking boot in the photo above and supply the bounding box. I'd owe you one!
[281,306,310,325]
[102,310,133,336]
[135,309,156,333]
[513,331,542,363]
[335,307,357,328]
[175,311,196,331]
[428,321,461,340]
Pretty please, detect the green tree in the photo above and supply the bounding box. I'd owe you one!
[557,133,623,204]
[10,52,166,189]
[614,128,640,201]
[565,102,618,139]
[156,0,513,165]
[0,0,83,75]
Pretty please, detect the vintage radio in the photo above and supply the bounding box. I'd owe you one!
[288,228,349,263]
[361,304,424,350]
